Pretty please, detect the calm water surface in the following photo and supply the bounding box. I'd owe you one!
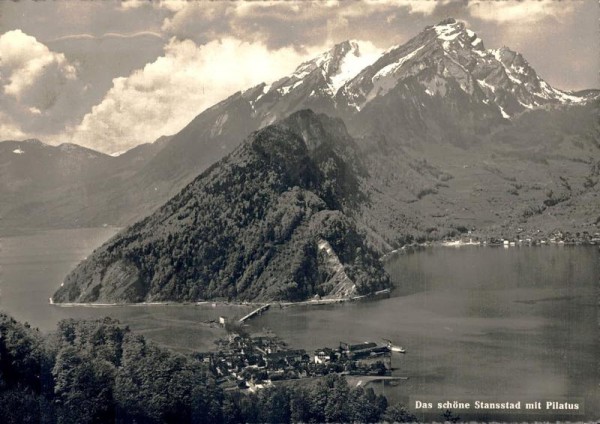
[0,228,251,352]
[250,246,599,420]
[0,229,598,419]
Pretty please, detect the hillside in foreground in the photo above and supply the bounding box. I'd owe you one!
[1,313,407,424]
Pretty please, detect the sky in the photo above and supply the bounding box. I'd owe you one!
[0,0,598,154]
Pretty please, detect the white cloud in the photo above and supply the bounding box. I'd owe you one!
[156,0,188,12]
[121,0,187,12]
[368,0,439,15]
[67,37,317,154]
[0,30,84,141]
[159,0,443,47]
[50,31,164,42]
[0,30,77,110]
[0,111,26,140]
[402,1,438,15]
[336,0,454,18]
[468,0,576,24]
[119,0,150,10]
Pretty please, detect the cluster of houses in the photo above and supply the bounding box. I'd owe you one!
[197,333,393,391]
[441,230,600,247]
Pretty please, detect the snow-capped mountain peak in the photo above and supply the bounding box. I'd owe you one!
[472,45,588,116]
[334,18,591,117]
[271,40,381,98]
[432,18,484,52]
[240,18,592,128]
[425,19,500,61]
[242,40,382,125]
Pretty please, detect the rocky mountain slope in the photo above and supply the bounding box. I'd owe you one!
[53,111,390,303]
[336,19,599,245]
[357,98,599,249]
[340,19,586,116]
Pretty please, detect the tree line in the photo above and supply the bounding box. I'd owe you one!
[0,313,418,424]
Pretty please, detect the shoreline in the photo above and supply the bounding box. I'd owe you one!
[382,237,599,261]
[50,300,259,308]
[50,289,392,310]
[48,242,600,308]
[50,241,596,309]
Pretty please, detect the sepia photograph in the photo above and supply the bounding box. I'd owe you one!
[0,0,598,422]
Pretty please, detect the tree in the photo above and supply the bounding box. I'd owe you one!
[263,387,291,423]
[323,374,352,423]
[52,346,116,424]
[191,381,224,424]
[383,402,417,423]
[115,339,202,423]
[442,409,460,423]
[290,388,312,423]
[350,387,387,423]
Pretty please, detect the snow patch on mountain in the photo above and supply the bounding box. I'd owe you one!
[498,105,510,119]
[362,45,426,105]
[265,40,382,103]
[490,49,503,62]
[211,113,229,137]
[553,90,585,103]
[477,79,496,93]
[375,45,425,80]
[435,22,461,41]
[255,84,271,103]
[421,75,448,97]
[329,43,380,95]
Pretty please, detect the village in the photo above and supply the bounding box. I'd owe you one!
[194,318,401,392]
[419,229,600,249]
[447,229,600,247]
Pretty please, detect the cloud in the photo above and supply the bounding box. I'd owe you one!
[365,0,442,15]
[467,0,577,24]
[0,30,77,110]
[2,1,595,148]
[49,31,164,43]
[0,30,88,140]
[119,0,150,10]
[159,1,444,50]
[67,37,319,154]
[0,111,26,140]
[121,0,186,12]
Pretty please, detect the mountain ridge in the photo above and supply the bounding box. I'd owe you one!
[53,110,390,303]
[3,18,598,248]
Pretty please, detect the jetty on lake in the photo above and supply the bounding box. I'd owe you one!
[239,304,270,323]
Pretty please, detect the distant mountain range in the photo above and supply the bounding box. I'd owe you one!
[0,136,172,233]
[3,18,598,264]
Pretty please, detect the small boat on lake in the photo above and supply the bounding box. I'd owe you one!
[382,338,406,353]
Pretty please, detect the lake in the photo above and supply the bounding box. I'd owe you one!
[251,245,600,421]
[0,228,253,352]
[0,228,598,420]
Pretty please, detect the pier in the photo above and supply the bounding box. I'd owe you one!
[239,304,270,323]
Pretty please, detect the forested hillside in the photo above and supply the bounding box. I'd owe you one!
[53,111,390,303]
